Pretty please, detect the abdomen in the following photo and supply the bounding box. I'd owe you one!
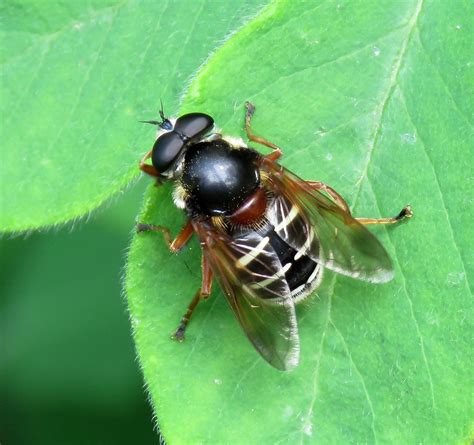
[245,195,323,303]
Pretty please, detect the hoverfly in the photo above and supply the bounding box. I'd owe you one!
[137,102,412,370]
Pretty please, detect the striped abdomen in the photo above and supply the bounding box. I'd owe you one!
[239,195,323,303]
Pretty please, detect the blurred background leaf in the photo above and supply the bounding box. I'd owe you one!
[0,0,269,232]
[127,0,473,443]
[0,182,158,444]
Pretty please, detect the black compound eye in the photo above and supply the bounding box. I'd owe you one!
[174,113,214,139]
[151,132,184,173]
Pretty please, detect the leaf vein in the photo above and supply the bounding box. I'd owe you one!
[366,178,437,411]
[330,319,378,444]
[415,29,474,129]
[398,88,472,294]
[160,0,207,101]
[79,0,171,162]
[300,287,332,445]
[254,22,413,100]
[0,0,129,68]
[43,7,120,165]
[218,21,416,134]
[5,40,52,126]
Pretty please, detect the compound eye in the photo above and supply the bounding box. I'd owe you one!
[151,131,184,173]
[174,113,214,139]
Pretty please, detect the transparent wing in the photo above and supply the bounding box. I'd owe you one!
[193,221,300,370]
[263,160,394,283]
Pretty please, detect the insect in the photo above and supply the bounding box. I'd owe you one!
[137,102,412,370]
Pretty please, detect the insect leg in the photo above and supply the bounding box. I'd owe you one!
[306,181,413,224]
[355,205,413,225]
[173,255,213,341]
[137,220,194,253]
[244,101,282,161]
[306,181,351,213]
[139,148,160,177]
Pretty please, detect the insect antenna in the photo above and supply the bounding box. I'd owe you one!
[159,98,166,121]
[139,119,162,126]
[139,98,173,130]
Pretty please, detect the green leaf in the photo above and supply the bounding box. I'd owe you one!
[127,0,473,443]
[0,0,268,232]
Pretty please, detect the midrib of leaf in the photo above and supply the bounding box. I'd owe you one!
[303,1,429,440]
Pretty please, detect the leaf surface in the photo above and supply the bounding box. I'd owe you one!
[127,0,472,443]
[0,0,268,232]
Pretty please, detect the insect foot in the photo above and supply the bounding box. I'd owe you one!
[136,223,151,233]
[397,205,414,221]
[245,100,256,116]
[172,324,186,342]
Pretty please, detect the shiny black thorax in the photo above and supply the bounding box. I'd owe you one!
[181,139,261,217]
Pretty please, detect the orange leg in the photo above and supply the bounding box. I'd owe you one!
[137,220,213,339]
[173,254,213,341]
[306,180,413,225]
[139,148,160,177]
[137,220,194,253]
[355,206,413,225]
[245,101,282,161]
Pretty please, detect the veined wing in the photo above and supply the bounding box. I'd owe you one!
[193,220,300,370]
[263,159,393,283]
